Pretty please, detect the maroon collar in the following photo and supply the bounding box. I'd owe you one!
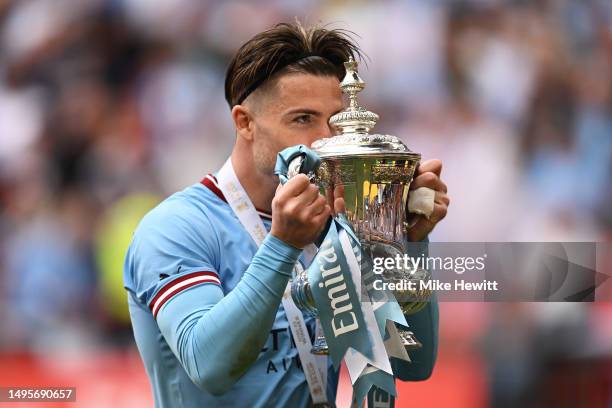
[200,174,272,220]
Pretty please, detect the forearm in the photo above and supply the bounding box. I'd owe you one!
[394,295,439,380]
[158,234,301,395]
[393,236,439,380]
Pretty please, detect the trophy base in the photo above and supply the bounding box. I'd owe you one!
[399,330,423,351]
[311,336,329,355]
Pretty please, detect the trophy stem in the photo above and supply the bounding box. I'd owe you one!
[348,93,359,110]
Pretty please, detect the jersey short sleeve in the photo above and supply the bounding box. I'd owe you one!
[124,193,222,318]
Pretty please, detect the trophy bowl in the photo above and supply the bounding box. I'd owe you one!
[312,134,432,318]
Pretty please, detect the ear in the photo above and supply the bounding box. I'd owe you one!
[231,105,254,142]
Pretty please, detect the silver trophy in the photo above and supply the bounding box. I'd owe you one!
[291,58,433,354]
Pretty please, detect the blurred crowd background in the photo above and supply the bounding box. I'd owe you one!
[0,0,610,406]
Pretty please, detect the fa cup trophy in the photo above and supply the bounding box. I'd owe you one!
[291,57,432,354]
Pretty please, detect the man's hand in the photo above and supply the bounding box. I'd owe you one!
[406,159,449,242]
[325,184,346,216]
[271,174,331,248]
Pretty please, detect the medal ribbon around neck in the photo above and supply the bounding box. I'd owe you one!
[216,157,328,405]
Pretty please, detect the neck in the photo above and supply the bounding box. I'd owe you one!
[230,145,277,213]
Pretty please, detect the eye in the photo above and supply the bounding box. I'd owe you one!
[293,114,312,125]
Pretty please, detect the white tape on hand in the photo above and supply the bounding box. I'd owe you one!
[407,187,436,219]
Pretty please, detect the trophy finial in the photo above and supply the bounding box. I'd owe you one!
[329,57,379,135]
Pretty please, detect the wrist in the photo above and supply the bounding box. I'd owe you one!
[269,228,304,250]
[264,234,303,261]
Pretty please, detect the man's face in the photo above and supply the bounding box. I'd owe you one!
[246,73,344,176]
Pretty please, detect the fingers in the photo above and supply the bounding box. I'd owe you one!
[293,183,321,207]
[324,184,346,215]
[406,203,447,241]
[280,174,311,197]
[410,171,447,193]
[333,185,345,213]
[405,159,449,241]
[312,203,331,229]
[306,195,329,218]
[334,197,346,215]
[406,215,434,242]
[288,184,328,221]
[429,202,448,224]
[276,175,318,210]
[325,185,335,209]
[416,159,442,177]
[271,176,332,248]
[435,191,450,207]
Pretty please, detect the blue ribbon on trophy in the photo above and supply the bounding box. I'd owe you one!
[275,145,413,408]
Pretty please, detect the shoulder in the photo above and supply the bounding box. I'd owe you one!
[131,182,225,255]
[140,185,202,228]
[136,182,226,238]
[124,182,225,300]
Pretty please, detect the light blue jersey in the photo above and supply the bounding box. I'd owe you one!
[124,174,339,407]
[124,173,439,408]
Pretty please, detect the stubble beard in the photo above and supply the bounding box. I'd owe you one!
[252,139,280,187]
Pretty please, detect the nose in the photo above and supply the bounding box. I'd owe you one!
[328,122,340,137]
[307,123,331,147]
[320,122,338,138]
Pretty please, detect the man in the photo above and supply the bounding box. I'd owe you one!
[124,22,449,407]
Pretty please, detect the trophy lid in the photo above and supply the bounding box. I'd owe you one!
[312,57,419,159]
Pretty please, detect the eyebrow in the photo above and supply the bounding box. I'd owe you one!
[283,107,344,117]
[284,108,322,116]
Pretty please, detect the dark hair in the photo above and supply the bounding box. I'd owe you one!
[224,21,363,107]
